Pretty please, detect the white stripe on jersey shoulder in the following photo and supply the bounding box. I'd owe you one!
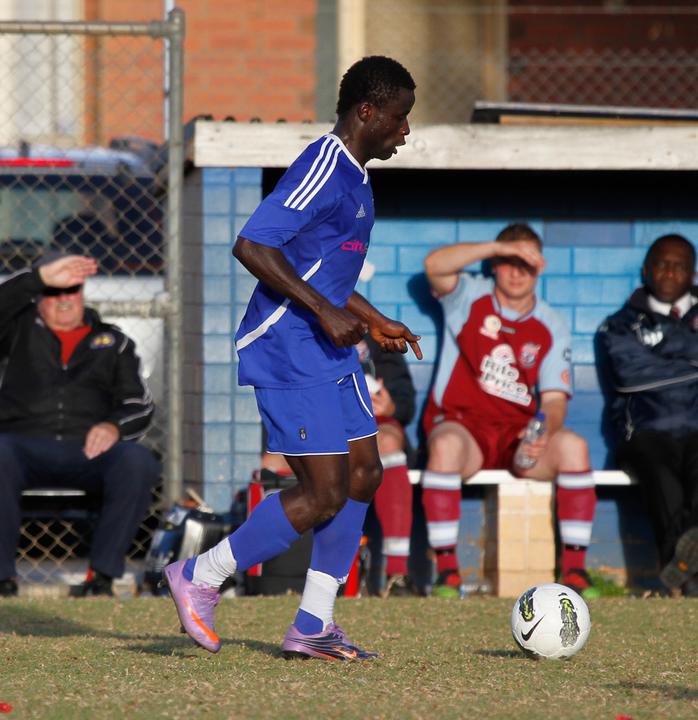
[283,135,367,212]
[235,258,323,351]
[330,133,369,182]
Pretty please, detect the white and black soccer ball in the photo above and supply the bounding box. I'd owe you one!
[511,582,591,660]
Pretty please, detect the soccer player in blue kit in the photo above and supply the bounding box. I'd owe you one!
[164,56,422,660]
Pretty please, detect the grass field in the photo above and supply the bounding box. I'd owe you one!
[1,594,697,719]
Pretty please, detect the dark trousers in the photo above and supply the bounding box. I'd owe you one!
[0,433,160,580]
[616,430,698,567]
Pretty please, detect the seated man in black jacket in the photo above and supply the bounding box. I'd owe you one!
[0,253,159,597]
[598,234,698,596]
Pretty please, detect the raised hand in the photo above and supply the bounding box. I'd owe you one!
[494,240,545,274]
[39,255,98,288]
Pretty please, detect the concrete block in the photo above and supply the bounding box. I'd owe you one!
[572,335,594,364]
[203,215,232,245]
[574,365,600,393]
[234,423,263,453]
[369,275,415,303]
[545,221,633,247]
[203,453,231,485]
[235,184,262,214]
[574,247,645,275]
[203,365,232,394]
[203,305,231,334]
[204,482,235,514]
[634,220,698,247]
[203,185,231,215]
[398,245,433,273]
[203,246,232,276]
[373,219,457,246]
[575,305,618,333]
[203,394,232,423]
[203,336,232,364]
[366,245,396,273]
[203,424,232,453]
[546,276,631,305]
[235,395,261,423]
[203,276,232,304]
[543,247,571,274]
[202,167,235,185]
[232,167,262,185]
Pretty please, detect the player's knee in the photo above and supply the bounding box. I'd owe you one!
[306,483,349,524]
[427,431,463,473]
[554,430,590,466]
[352,459,383,498]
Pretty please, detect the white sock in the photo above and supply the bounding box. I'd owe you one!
[192,537,237,588]
[298,569,340,630]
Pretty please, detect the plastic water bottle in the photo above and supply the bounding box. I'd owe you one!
[513,413,546,469]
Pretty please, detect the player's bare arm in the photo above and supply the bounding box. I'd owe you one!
[233,236,365,347]
[346,291,423,359]
[424,240,545,296]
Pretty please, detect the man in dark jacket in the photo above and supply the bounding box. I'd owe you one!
[598,234,698,596]
[0,253,159,597]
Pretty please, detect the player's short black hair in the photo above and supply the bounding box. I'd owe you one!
[644,233,696,269]
[336,56,415,116]
[495,223,542,249]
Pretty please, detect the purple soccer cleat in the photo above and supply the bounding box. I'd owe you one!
[281,622,378,661]
[163,558,222,653]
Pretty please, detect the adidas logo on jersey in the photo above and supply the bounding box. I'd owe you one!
[355,203,366,219]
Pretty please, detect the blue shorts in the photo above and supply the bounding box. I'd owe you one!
[255,372,378,455]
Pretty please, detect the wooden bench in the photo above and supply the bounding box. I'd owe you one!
[406,469,635,597]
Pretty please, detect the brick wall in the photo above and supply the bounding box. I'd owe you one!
[86,0,318,145]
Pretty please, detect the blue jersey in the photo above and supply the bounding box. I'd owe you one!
[235,133,375,388]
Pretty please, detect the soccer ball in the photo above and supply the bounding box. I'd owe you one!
[511,582,591,660]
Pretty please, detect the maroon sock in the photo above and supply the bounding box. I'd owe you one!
[374,461,412,576]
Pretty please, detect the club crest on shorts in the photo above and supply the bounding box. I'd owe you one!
[299,427,307,441]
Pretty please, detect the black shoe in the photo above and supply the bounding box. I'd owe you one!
[69,571,114,597]
[681,574,698,598]
[0,578,18,598]
[660,527,698,590]
[381,574,424,598]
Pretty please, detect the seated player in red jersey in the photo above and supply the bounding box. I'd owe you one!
[421,223,598,598]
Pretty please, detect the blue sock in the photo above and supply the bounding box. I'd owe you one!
[228,491,300,572]
[294,498,369,635]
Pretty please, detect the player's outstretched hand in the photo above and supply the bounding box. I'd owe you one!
[39,255,98,288]
[369,318,422,359]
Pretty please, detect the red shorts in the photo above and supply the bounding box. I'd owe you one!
[423,400,525,470]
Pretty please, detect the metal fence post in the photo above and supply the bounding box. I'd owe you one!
[165,7,185,506]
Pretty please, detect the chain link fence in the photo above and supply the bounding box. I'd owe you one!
[1,12,184,586]
[364,2,698,124]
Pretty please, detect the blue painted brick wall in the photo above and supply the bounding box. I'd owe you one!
[199,167,262,511]
[197,167,696,512]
